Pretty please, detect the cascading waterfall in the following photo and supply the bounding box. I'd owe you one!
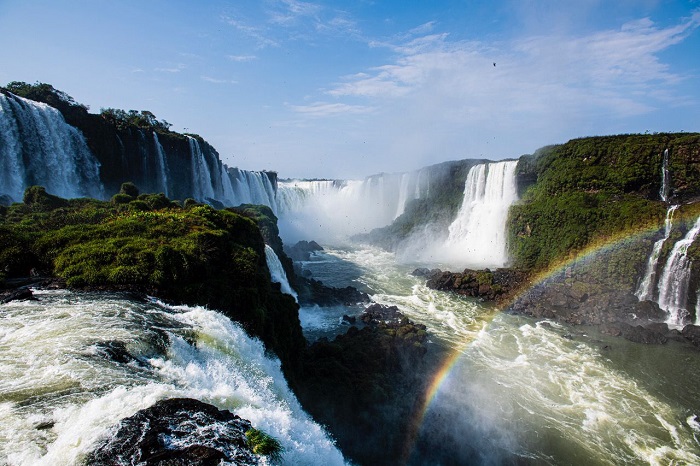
[0,92,104,201]
[226,168,278,212]
[187,136,217,202]
[264,245,298,301]
[660,149,670,202]
[276,171,429,243]
[152,133,170,198]
[441,160,519,267]
[635,205,678,301]
[656,216,700,326]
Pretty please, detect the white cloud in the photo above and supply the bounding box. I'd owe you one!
[289,101,374,117]
[154,63,187,73]
[201,76,238,84]
[227,54,258,62]
[324,13,700,123]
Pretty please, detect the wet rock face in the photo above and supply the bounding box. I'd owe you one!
[423,268,529,302]
[85,398,259,466]
[284,240,324,262]
[295,303,429,465]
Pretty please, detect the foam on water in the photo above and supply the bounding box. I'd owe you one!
[0,291,345,465]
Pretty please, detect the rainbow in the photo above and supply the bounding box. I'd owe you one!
[399,212,685,463]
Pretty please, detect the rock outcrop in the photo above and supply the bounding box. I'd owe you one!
[296,303,429,465]
[85,398,260,466]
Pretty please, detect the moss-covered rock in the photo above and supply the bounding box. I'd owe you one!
[0,187,305,375]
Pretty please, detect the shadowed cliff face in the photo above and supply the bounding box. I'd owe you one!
[1,86,278,205]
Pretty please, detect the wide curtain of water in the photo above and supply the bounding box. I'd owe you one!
[298,245,700,465]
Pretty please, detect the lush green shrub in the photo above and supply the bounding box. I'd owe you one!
[245,428,283,460]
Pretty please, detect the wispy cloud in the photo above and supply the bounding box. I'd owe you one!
[223,15,279,48]
[227,54,258,62]
[289,101,374,117]
[326,12,700,121]
[154,63,187,73]
[201,76,238,84]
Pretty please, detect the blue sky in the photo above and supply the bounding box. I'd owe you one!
[1,0,699,178]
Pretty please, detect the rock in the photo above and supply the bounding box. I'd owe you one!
[425,267,528,302]
[619,323,668,344]
[296,277,370,307]
[681,325,700,347]
[632,300,666,321]
[411,268,441,278]
[342,314,356,324]
[85,398,259,465]
[284,240,324,261]
[94,340,138,365]
[0,287,35,304]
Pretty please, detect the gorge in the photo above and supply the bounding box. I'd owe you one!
[2,83,700,465]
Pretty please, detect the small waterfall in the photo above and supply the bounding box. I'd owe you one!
[187,136,216,201]
[442,160,519,267]
[0,92,104,201]
[227,168,278,212]
[636,205,678,301]
[657,215,700,327]
[153,133,170,197]
[394,173,412,219]
[264,245,298,301]
[660,149,670,202]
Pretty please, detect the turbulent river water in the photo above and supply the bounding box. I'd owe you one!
[3,246,700,465]
[0,290,344,465]
[299,245,700,465]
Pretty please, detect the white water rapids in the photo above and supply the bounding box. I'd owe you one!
[297,245,700,464]
[0,290,344,465]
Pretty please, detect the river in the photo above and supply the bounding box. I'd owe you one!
[299,245,700,465]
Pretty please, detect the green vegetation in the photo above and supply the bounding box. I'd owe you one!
[0,184,304,370]
[245,428,283,461]
[508,133,700,286]
[3,81,88,112]
[100,108,172,132]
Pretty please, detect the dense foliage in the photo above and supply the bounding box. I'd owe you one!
[508,133,700,285]
[0,185,304,371]
[100,108,172,132]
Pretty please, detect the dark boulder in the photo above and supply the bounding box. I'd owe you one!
[284,240,324,261]
[411,268,441,278]
[0,287,35,304]
[85,398,259,466]
[426,267,529,302]
[296,276,370,307]
[602,322,668,344]
[682,325,700,347]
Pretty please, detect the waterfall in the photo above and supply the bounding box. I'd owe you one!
[394,173,412,219]
[187,136,216,201]
[0,290,343,464]
[276,172,428,243]
[656,216,700,327]
[153,133,170,197]
[264,245,298,301]
[636,205,678,301]
[660,149,670,202]
[227,168,278,212]
[442,160,519,267]
[0,92,104,201]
